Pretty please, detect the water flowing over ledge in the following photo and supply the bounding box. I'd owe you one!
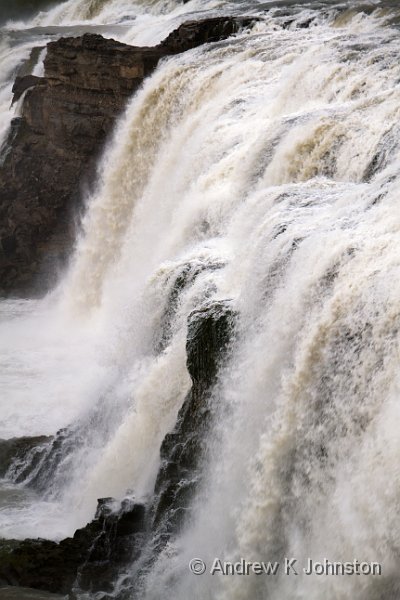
[1,1,400,599]
[0,16,255,297]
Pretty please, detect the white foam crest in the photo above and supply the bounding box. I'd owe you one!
[137,14,400,600]
[2,9,400,598]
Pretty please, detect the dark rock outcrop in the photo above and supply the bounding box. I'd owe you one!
[0,497,146,595]
[157,258,225,352]
[20,427,79,493]
[76,497,146,596]
[0,437,52,479]
[11,76,46,105]
[151,302,235,541]
[0,301,236,597]
[160,16,254,54]
[0,17,255,297]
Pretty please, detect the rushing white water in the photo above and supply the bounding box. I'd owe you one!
[2,0,400,599]
[0,0,221,147]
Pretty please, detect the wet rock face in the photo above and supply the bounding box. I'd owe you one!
[160,16,255,54]
[0,437,52,479]
[95,302,237,597]
[77,498,147,595]
[151,302,235,543]
[0,302,236,596]
[0,498,146,596]
[186,302,235,389]
[0,34,151,298]
[0,16,255,298]
[0,538,77,594]
[157,258,225,352]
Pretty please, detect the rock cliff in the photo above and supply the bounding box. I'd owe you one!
[0,17,254,296]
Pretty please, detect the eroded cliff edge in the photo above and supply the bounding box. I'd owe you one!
[0,17,254,297]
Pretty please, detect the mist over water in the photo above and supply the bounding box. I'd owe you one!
[2,0,400,598]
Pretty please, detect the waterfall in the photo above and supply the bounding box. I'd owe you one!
[2,1,400,599]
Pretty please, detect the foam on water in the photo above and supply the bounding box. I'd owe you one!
[1,1,400,599]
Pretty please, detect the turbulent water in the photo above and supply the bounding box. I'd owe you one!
[2,0,400,598]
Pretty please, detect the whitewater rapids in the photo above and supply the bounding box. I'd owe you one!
[1,1,400,599]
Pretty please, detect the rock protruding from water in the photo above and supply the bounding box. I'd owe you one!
[160,16,254,54]
[152,302,235,544]
[0,17,254,297]
[0,437,52,479]
[0,301,236,597]
[0,497,146,595]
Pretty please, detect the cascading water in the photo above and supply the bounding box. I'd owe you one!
[2,0,400,599]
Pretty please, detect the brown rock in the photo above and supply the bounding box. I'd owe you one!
[0,17,256,297]
[11,76,46,105]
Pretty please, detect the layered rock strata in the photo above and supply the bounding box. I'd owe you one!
[0,17,253,296]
